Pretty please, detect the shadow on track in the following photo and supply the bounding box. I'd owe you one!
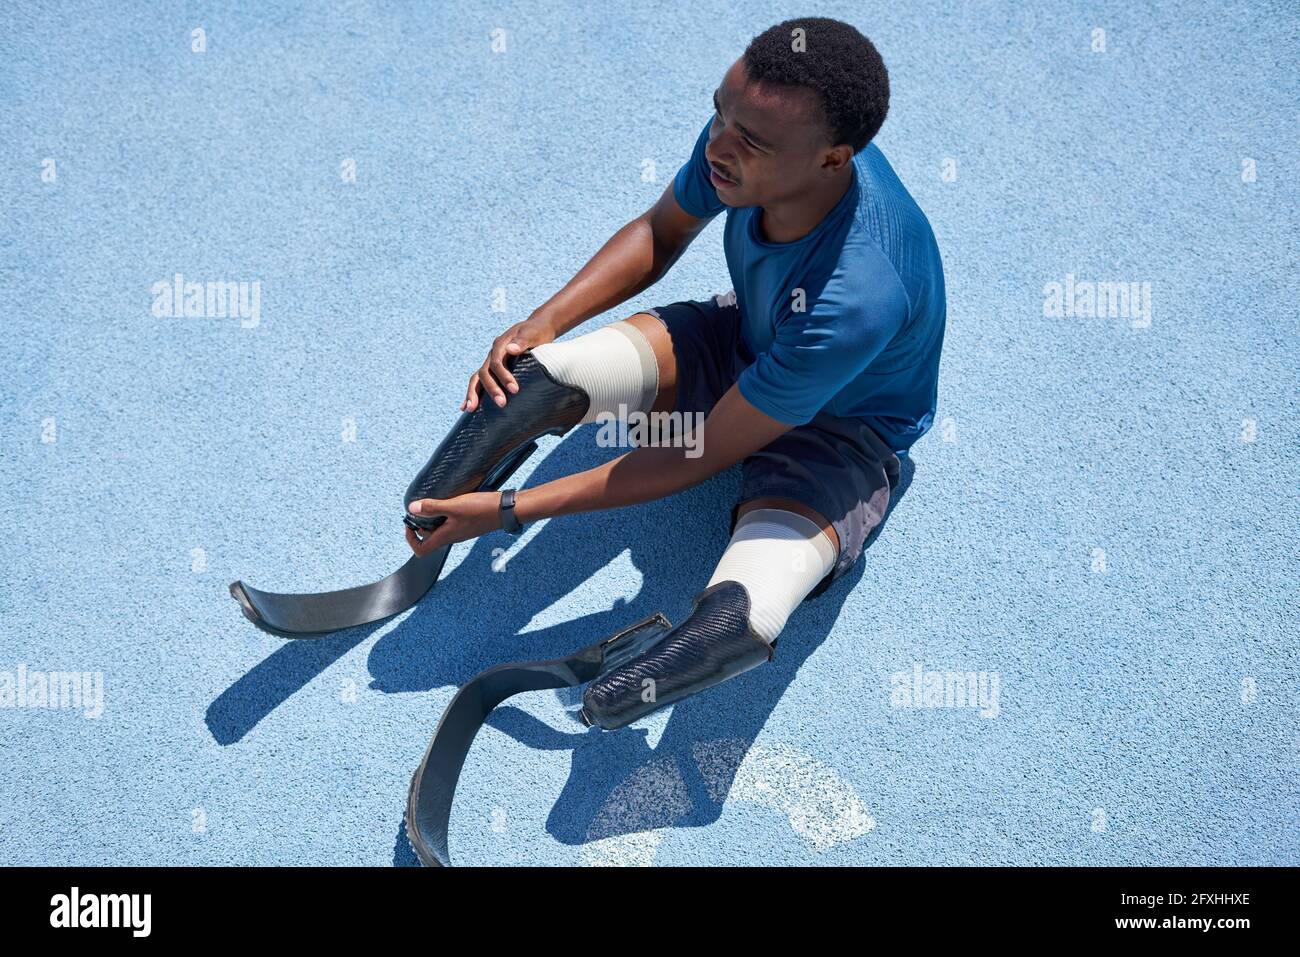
[381,438,914,864]
[204,420,912,863]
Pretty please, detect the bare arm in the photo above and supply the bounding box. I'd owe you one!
[514,385,789,520]
[531,182,714,337]
[464,184,712,411]
[406,384,793,555]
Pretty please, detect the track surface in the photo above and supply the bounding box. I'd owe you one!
[1,1,1296,865]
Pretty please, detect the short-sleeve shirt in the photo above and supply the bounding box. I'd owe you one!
[672,118,947,453]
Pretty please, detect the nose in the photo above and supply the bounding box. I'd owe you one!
[705,127,738,170]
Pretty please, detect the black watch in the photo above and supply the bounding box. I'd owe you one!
[499,489,524,535]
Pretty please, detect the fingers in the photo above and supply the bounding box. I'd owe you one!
[464,366,503,411]
[406,524,443,557]
[463,372,482,412]
[463,327,533,412]
[488,347,519,399]
[465,361,505,411]
[405,501,447,555]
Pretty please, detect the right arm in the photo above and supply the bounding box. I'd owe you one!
[463,184,712,411]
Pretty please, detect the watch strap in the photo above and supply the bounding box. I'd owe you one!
[499,488,524,535]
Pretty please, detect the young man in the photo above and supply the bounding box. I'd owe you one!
[404,18,946,729]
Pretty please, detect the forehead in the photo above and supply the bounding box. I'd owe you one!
[718,59,823,141]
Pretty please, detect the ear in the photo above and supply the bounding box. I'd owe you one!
[820,144,855,176]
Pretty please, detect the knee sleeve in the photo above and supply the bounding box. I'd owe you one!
[706,508,837,643]
[530,320,659,423]
[580,580,772,730]
[403,352,588,529]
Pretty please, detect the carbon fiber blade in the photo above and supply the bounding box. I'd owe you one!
[405,613,672,866]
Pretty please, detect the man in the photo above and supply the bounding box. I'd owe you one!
[404,17,945,729]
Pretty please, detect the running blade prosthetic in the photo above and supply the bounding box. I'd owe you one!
[406,582,776,865]
[405,611,673,866]
[230,352,589,636]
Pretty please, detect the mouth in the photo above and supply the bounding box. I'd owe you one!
[709,162,739,190]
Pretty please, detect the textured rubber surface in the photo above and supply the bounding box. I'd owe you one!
[404,352,589,529]
[582,581,773,730]
[2,2,1295,867]
[406,612,672,866]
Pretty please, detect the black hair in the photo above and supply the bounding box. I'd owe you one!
[742,17,889,152]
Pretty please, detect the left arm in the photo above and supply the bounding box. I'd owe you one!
[405,384,791,555]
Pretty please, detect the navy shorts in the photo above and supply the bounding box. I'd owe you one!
[645,291,901,598]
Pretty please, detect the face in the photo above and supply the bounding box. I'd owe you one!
[704,58,850,209]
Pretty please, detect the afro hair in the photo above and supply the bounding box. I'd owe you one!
[743,17,889,153]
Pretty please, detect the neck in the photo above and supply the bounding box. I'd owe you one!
[759,165,854,243]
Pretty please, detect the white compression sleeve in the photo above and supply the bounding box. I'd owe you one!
[530,321,659,424]
[706,508,838,644]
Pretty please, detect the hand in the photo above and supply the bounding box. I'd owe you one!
[463,316,558,412]
[405,491,506,556]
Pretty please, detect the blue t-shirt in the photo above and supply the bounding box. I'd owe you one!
[672,118,946,453]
